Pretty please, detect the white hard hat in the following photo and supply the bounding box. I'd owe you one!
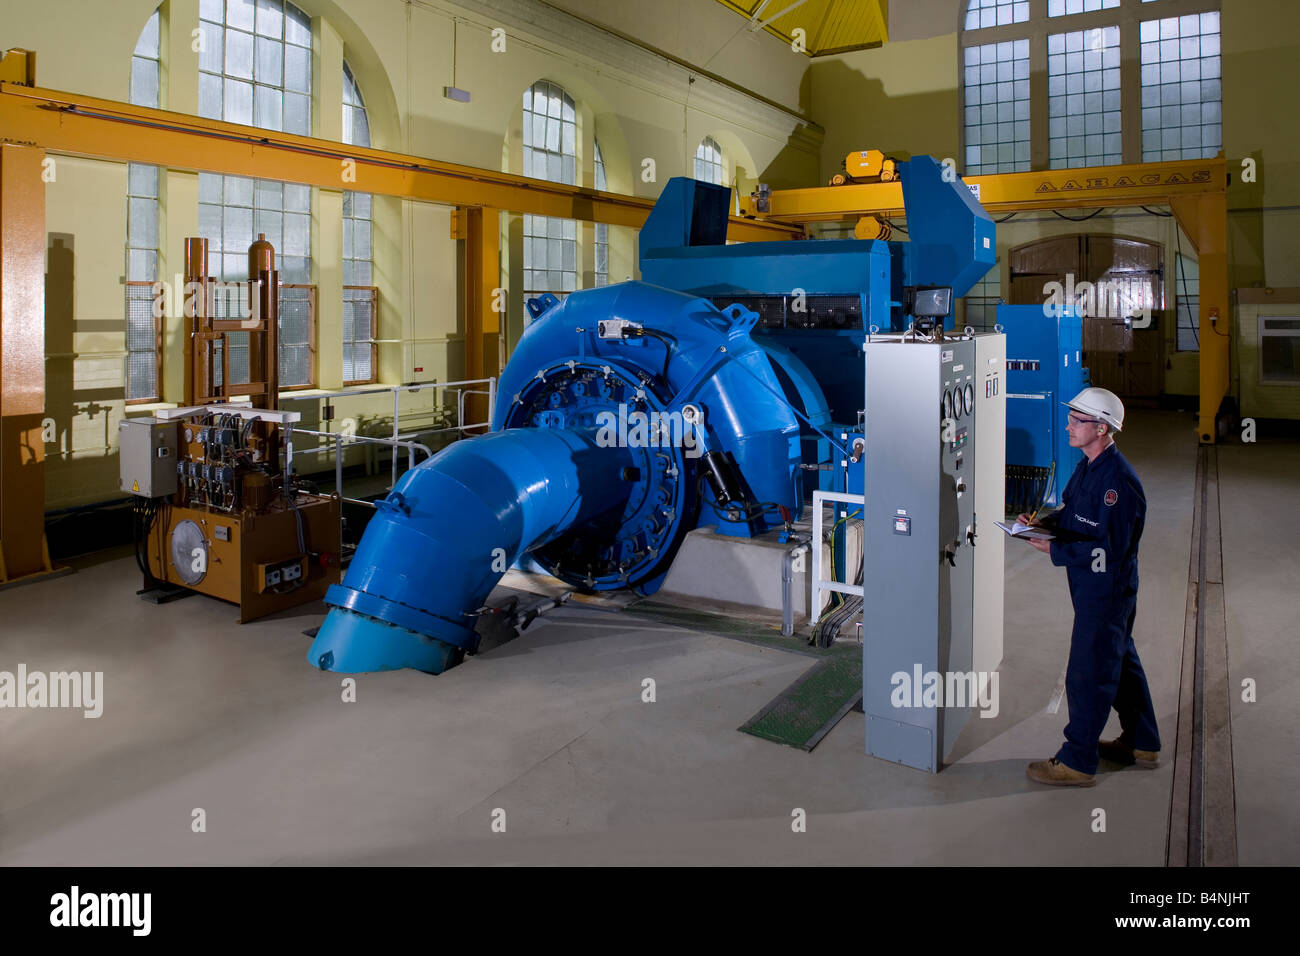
[1064,386,1124,432]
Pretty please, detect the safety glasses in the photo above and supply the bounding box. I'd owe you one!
[1066,413,1102,427]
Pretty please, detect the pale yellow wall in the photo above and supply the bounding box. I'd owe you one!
[5,0,816,508]
[545,0,809,114]
[809,33,961,185]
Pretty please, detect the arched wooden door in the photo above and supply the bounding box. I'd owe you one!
[1008,235,1165,398]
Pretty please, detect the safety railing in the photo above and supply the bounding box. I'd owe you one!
[810,489,865,625]
[280,376,496,487]
[284,427,434,547]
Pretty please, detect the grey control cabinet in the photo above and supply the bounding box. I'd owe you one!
[119,417,178,498]
[862,337,985,772]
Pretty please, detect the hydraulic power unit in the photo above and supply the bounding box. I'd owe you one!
[861,333,1005,772]
[121,235,339,622]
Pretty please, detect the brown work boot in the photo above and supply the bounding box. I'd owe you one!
[1099,737,1160,768]
[1026,757,1096,787]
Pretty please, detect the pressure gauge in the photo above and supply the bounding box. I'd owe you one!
[963,383,975,416]
[942,389,954,420]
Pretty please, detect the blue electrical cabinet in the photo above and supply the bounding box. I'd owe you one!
[997,303,1087,514]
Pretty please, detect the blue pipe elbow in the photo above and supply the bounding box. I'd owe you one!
[308,426,632,673]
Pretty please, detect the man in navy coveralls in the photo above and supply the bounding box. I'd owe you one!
[1019,387,1162,787]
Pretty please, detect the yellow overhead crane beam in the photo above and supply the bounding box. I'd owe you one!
[738,156,1231,445]
[0,80,800,243]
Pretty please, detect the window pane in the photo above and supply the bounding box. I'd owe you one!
[283,91,310,134]
[225,28,254,79]
[131,56,159,108]
[284,43,310,92]
[225,176,254,206]
[255,84,282,128]
[224,78,254,124]
[199,24,224,74]
[129,197,158,248]
[223,205,252,249]
[283,212,309,255]
[256,35,283,85]
[285,3,312,46]
[129,163,159,198]
[134,11,160,57]
[256,0,283,38]
[353,219,371,259]
[284,183,310,211]
[198,201,223,243]
[228,0,256,32]
[199,72,223,118]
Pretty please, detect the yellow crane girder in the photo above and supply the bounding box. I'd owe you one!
[738,155,1231,444]
[0,81,801,243]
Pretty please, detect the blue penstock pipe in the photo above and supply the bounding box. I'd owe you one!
[308,426,632,674]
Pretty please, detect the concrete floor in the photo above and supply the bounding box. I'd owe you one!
[1218,438,1300,865]
[0,409,1289,865]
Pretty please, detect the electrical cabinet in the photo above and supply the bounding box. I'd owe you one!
[119,417,179,499]
[862,334,1005,772]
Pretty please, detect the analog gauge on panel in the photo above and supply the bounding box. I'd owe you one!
[942,389,954,420]
[964,383,975,416]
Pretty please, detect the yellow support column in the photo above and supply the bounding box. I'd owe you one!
[1172,193,1230,443]
[0,143,52,582]
[459,206,500,426]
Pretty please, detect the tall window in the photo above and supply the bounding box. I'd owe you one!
[1048,26,1122,168]
[197,0,314,386]
[694,136,724,185]
[1140,12,1221,161]
[593,141,609,288]
[342,62,376,383]
[963,39,1030,175]
[522,81,577,314]
[961,0,1220,171]
[126,9,162,402]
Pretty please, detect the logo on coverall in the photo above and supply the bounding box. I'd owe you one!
[1104,489,1119,506]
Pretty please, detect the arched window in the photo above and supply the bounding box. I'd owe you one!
[197,0,314,386]
[342,61,376,384]
[522,81,577,310]
[694,136,724,185]
[126,8,162,402]
[593,141,608,287]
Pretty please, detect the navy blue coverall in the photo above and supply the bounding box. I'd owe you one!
[1039,442,1161,775]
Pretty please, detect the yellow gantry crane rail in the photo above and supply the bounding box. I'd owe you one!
[738,156,1231,445]
[0,80,800,242]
